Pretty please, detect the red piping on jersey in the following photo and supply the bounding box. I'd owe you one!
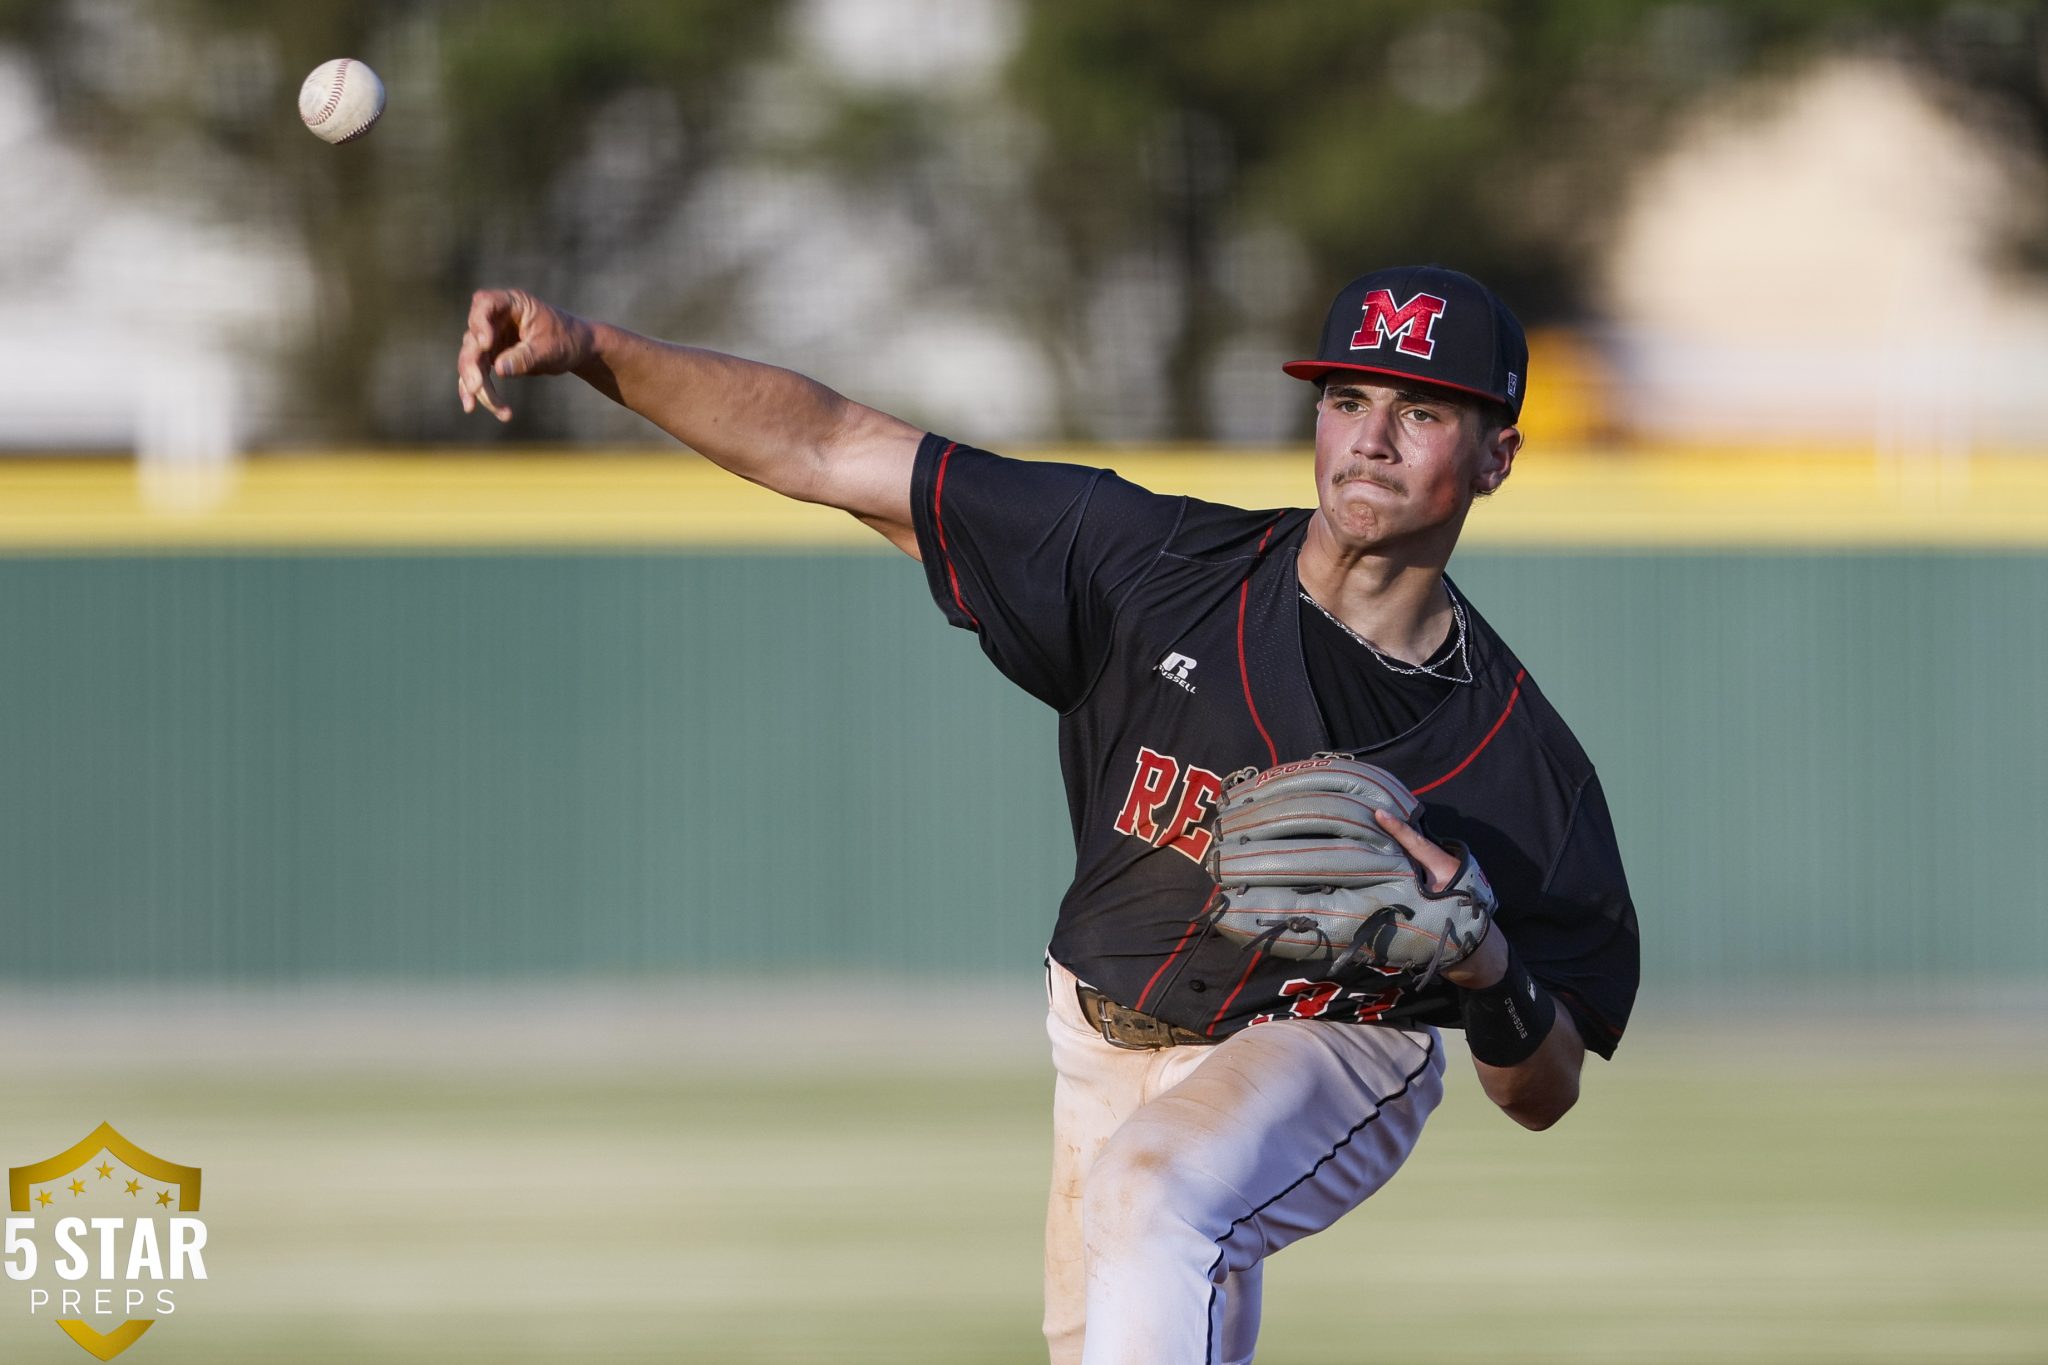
[1134,886,1217,1013]
[1206,949,1266,1035]
[932,441,979,627]
[1413,668,1526,795]
[1236,520,1281,766]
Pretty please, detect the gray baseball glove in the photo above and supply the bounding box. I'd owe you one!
[1202,755,1496,987]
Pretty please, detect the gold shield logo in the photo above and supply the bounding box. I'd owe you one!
[7,1124,204,1361]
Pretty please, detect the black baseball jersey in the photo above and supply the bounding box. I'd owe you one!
[909,434,1640,1057]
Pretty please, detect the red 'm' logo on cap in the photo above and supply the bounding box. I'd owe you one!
[1348,290,1447,359]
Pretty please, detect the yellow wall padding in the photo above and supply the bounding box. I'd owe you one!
[1,446,2044,550]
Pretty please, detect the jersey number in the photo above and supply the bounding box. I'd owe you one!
[1249,978,1402,1026]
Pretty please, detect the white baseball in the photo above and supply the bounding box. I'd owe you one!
[298,59,385,145]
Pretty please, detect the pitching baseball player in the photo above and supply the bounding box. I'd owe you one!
[457,263,1640,1365]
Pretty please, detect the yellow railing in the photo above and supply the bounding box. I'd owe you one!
[2,446,2045,549]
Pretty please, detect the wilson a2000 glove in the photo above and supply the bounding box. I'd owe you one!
[1202,755,1496,986]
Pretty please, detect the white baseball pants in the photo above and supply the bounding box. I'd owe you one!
[1043,957,1445,1365]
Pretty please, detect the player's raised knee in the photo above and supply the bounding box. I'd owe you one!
[1082,1137,1242,1255]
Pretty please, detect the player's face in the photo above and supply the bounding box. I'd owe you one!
[1311,378,1517,550]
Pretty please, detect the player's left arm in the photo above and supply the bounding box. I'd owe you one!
[1437,922,1586,1130]
[1376,810,1586,1131]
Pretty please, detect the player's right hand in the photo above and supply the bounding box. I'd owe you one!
[457,288,596,422]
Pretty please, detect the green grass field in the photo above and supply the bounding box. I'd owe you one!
[1,986,2042,1364]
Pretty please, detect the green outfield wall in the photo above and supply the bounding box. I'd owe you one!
[2,548,2043,989]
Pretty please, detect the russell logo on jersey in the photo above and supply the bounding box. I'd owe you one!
[1155,653,1198,694]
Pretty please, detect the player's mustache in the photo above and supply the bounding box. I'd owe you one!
[1333,465,1402,493]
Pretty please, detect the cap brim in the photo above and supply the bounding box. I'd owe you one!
[1281,360,1511,413]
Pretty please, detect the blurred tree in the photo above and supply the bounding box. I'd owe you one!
[985,0,2048,439]
[4,0,2044,444]
[0,0,789,442]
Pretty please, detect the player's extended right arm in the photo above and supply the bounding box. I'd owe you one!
[456,289,924,557]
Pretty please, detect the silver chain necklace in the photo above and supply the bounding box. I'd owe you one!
[1299,585,1474,684]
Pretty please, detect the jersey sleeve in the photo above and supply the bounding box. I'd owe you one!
[909,433,1185,711]
[1520,774,1641,1059]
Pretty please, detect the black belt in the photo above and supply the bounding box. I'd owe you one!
[1075,984,1218,1050]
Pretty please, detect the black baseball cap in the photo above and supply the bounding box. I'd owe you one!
[1283,265,1528,422]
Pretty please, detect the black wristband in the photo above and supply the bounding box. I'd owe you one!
[1458,946,1557,1067]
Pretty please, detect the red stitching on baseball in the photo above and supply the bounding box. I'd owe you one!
[314,60,350,125]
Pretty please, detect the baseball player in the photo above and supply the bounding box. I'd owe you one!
[456,263,1639,1364]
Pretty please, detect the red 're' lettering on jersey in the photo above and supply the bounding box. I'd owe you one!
[1115,748,1227,864]
[1159,766,1224,863]
[1113,747,1180,842]
[1348,289,1447,359]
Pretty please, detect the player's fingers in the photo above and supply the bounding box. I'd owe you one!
[463,288,522,363]
[457,314,496,400]
[1374,808,1444,868]
[459,287,554,417]
[457,334,485,414]
[457,308,518,419]
[458,343,508,420]
[492,340,537,378]
[458,353,499,417]
[474,372,510,421]
[465,288,516,342]
[1373,808,1456,891]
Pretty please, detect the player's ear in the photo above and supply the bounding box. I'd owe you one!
[1474,423,1519,497]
